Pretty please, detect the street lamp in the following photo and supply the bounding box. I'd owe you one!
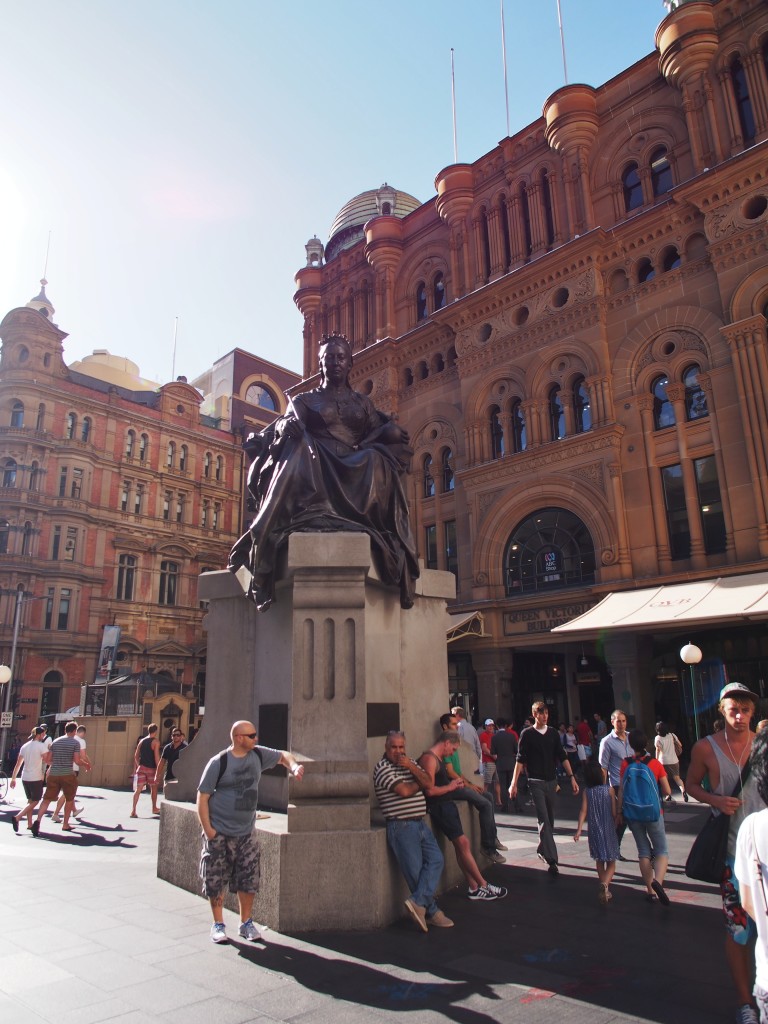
[680,642,703,742]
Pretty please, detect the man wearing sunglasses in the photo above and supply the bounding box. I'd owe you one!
[197,720,304,945]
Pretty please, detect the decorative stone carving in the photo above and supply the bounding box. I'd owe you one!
[580,461,606,493]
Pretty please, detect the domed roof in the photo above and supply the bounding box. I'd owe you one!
[325,183,421,262]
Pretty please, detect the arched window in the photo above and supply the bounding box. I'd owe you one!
[139,434,148,461]
[441,448,454,492]
[622,162,643,212]
[519,182,533,258]
[21,521,33,556]
[661,246,681,272]
[65,412,77,439]
[652,375,675,430]
[637,257,655,283]
[433,272,446,311]
[731,56,756,145]
[499,195,512,270]
[29,461,40,492]
[125,430,135,458]
[650,147,673,197]
[404,367,414,387]
[479,207,491,281]
[179,445,188,472]
[167,441,175,468]
[541,169,556,247]
[0,520,9,554]
[490,406,505,459]
[683,364,708,421]
[417,361,428,381]
[10,401,24,427]
[511,400,527,453]
[204,452,211,478]
[159,560,179,606]
[549,386,565,441]
[81,417,91,443]
[245,383,277,410]
[504,507,596,595]
[36,403,45,431]
[216,456,223,481]
[2,458,17,487]
[573,377,591,433]
[117,553,137,600]
[423,455,435,498]
[416,282,428,321]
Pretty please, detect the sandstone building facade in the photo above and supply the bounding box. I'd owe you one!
[293,0,768,739]
[0,284,297,754]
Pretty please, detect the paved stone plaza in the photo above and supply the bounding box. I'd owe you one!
[0,785,732,1023]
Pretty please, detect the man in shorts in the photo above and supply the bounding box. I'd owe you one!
[32,721,83,835]
[131,723,160,817]
[10,726,48,832]
[197,719,304,944]
[688,682,764,1024]
[53,724,91,822]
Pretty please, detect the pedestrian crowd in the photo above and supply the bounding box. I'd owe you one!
[7,690,768,1024]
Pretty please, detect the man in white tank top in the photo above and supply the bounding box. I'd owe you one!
[688,682,764,1024]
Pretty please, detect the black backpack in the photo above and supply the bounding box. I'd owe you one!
[214,747,263,788]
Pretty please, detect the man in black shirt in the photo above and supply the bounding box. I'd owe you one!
[156,729,188,788]
[510,702,579,874]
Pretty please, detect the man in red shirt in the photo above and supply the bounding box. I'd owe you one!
[618,728,672,904]
[574,717,594,774]
[479,719,502,808]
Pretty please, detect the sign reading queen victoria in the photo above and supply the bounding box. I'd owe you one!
[503,600,597,636]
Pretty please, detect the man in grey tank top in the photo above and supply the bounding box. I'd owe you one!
[687,682,764,1024]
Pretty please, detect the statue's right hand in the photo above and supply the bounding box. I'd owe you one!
[278,417,304,441]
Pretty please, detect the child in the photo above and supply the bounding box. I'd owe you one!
[574,760,620,903]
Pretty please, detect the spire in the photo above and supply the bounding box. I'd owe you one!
[26,278,55,319]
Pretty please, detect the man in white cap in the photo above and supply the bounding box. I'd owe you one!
[479,718,502,807]
[687,682,764,1024]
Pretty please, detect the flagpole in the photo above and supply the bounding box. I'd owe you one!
[556,0,569,85]
[451,48,458,164]
[501,0,510,138]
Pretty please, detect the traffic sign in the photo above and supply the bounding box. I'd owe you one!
[0,711,12,728]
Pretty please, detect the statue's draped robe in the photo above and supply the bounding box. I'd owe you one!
[229,387,419,610]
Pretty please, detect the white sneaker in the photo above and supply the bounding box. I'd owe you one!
[238,918,262,941]
[210,922,227,944]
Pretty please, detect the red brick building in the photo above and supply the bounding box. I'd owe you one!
[293,0,768,738]
[0,284,297,757]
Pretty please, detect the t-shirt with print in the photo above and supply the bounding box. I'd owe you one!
[198,746,281,837]
[49,735,80,776]
[734,808,768,990]
[18,739,48,781]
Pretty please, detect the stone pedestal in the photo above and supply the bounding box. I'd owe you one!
[158,533,460,930]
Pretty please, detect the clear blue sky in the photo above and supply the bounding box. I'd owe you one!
[1,1,667,383]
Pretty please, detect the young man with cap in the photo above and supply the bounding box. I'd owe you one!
[688,682,765,1024]
[479,718,502,808]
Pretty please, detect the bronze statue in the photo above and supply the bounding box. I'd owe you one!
[229,335,419,610]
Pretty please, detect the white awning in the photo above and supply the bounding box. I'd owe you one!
[551,571,768,636]
[447,610,490,643]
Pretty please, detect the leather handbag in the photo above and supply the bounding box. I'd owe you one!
[685,766,750,884]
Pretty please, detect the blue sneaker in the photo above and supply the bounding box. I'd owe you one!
[238,918,262,941]
[210,922,227,944]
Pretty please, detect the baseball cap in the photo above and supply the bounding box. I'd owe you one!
[719,681,761,704]
[484,718,495,726]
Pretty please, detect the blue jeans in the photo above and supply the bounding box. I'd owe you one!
[451,786,497,850]
[626,815,669,860]
[386,819,443,916]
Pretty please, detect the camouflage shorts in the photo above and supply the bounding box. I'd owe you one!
[199,832,261,898]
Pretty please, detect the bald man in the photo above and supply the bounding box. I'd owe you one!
[197,720,304,944]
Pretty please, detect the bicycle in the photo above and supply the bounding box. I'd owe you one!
[0,770,8,802]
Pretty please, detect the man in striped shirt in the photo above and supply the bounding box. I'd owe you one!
[32,721,83,836]
[373,730,453,932]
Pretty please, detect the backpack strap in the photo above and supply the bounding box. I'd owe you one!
[214,746,264,789]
